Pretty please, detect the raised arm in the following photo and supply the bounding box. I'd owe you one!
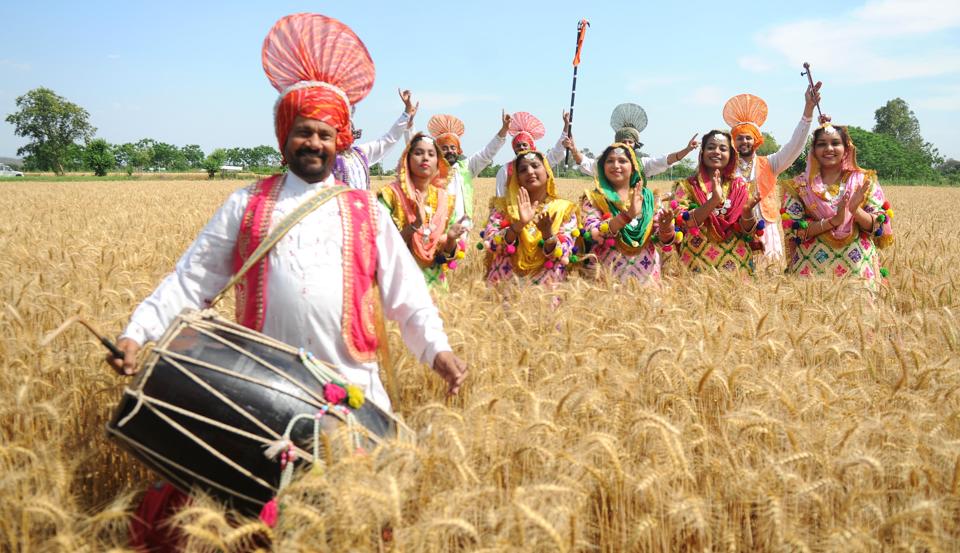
[466,110,510,176]
[355,89,419,165]
[768,82,820,174]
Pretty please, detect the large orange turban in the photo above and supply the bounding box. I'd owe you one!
[262,13,375,160]
[723,94,768,151]
[428,114,465,156]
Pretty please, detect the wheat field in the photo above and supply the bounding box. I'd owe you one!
[1,177,958,552]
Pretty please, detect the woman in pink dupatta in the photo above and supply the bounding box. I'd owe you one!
[781,119,894,288]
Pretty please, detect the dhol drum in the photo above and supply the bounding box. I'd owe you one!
[107,309,412,515]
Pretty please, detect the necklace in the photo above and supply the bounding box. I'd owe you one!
[814,172,846,203]
[737,156,754,178]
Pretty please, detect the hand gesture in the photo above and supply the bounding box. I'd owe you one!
[500,109,512,135]
[624,184,644,219]
[446,221,467,241]
[562,136,577,152]
[830,193,849,227]
[686,133,699,151]
[399,89,418,117]
[804,81,823,115]
[432,351,468,396]
[517,187,538,226]
[562,110,572,134]
[847,182,869,214]
[106,337,140,376]
[746,193,761,212]
[707,169,723,208]
[536,209,557,238]
[656,209,676,239]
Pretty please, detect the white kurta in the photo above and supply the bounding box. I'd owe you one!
[121,171,451,411]
[340,111,411,190]
[735,116,813,260]
[578,152,671,178]
[447,133,507,222]
[494,132,568,198]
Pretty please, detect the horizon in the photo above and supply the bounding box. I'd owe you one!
[2,0,958,169]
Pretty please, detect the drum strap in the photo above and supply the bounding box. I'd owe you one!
[210,182,351,307]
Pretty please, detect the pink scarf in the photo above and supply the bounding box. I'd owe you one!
[794,170,865,241]
[688,169,749,241]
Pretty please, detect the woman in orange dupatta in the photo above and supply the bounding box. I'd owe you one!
[378,132,468,288]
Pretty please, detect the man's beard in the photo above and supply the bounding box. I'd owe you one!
[443,153,459,166]
[738,145,755,159]
[288,147,331,181]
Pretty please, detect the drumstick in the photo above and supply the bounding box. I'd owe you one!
[801,62,823,119]
[40,315,125,359]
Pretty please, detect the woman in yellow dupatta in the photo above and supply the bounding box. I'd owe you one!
[378,132,468,287]
[479,150,579,285]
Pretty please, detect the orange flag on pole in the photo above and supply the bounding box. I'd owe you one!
[572,19,589,66]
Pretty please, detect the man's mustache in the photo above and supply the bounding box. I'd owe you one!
[296,148,328,161]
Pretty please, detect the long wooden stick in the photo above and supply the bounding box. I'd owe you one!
[801,62,823,118]
[40,315,124,359]
[564,19,590,168]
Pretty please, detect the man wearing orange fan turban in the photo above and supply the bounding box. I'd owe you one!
[427,111,511,224]
[724,82,821,261]
[108,14,469,548]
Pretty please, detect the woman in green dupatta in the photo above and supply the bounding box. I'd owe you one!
[579,143,673,284]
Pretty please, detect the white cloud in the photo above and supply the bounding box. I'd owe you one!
[415,92,499,110]
[684,86,725,106]
[750,0,960,83]
[917,85,960,111]
[0,59,31,72]
[626,75,689,93]
[738,56,775,73]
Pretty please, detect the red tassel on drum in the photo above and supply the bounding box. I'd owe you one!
[260,498,279,528]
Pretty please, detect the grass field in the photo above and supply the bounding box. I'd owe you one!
[1,177,958,551]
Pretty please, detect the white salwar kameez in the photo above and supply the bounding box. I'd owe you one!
[340,111,411,190]
[121,171,451,412]
[447,133,507,222]
[735,116,812,260]
[494,133,569,198]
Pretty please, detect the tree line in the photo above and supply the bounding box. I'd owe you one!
[5,88,281,177]
[5,87,957,184]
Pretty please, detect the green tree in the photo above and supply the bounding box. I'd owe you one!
[203,148,228,178]
[788,126,938,180]
[874,98,923,150]
[939,159,960,185]
[83,138,115,176]
[756,132,780,157]
[151,142,186,171]
[180,144,205,168]
[873,97,942,168]
[5,87,95,175]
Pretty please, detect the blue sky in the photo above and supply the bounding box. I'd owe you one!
[2,0,958,168]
